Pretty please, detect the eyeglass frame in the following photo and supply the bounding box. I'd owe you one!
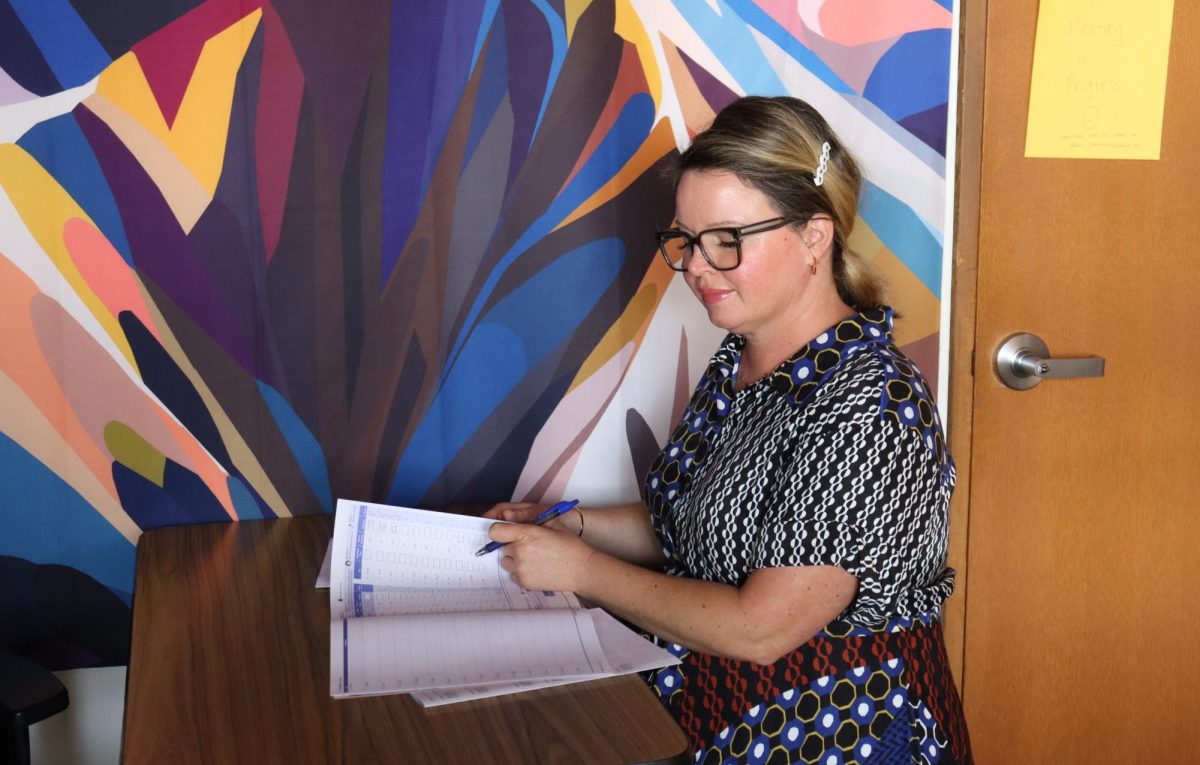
[655,216,807,272]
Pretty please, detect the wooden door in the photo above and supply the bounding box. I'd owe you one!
[953,1,1200,762]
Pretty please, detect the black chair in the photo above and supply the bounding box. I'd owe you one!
[0,651,69,765]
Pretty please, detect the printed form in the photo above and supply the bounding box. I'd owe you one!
[328,500,676,702]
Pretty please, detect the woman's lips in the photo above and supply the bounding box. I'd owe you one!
[698,288,734,305]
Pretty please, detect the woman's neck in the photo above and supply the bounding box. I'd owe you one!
[737,295,856,390]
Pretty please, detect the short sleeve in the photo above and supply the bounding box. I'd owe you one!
[750,416,950,626]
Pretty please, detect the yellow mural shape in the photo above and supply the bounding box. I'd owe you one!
[565,0,594,43]
[91,10,262,225]
[104,420,167,486]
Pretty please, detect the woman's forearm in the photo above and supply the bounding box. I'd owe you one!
[572,552,856,665]
[489,507,856,663]
[565,501,667,569]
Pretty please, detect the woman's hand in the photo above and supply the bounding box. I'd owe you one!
[483,500,666,570]
[486,522,594,593]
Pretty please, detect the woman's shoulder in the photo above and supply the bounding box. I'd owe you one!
[810,342,954,477]
[807,343,889,415]
[816,341,937,413]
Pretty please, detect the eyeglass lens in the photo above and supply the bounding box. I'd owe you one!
[659,230,740,271]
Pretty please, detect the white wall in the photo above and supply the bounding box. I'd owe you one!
[29,666,124,765]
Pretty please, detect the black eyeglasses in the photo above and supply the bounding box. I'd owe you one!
[656,217,800,272]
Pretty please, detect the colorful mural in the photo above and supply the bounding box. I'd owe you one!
[0,0,955,669]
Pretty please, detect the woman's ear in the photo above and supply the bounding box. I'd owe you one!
[800,216,836,253]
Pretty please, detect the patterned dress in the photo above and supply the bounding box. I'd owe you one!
[643,308,972,764]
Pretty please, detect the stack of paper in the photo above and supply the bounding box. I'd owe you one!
[327,499,678,707]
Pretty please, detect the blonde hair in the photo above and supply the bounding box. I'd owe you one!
[674,96,886,310]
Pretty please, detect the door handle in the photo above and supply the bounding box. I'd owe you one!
[995,333,1105,390]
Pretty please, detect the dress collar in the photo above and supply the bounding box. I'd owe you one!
[715,307,895,407]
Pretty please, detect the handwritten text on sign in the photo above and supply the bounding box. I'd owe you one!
[1025,0,1175,160]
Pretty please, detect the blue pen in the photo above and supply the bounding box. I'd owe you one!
[474,499,580,557]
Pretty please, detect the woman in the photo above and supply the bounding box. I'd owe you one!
[485,95,971,764]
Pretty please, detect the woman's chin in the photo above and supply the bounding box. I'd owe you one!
[702,308,740,334]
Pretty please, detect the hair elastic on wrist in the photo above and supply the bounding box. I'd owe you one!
[813,141,831,187]
[573,506,584,537]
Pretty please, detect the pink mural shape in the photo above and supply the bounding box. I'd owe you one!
[798,0,952,46]
[62,217,160,342]
[0,65,37,106]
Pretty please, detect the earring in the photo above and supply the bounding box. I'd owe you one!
[809,261,818,275]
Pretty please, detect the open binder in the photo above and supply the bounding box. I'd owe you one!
[327,499,678,706]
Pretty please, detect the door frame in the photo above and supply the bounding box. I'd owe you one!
[942,0,989,686]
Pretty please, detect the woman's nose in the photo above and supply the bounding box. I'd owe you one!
[684,247,712,276]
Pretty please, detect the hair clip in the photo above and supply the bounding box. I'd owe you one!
[813,141,831,187]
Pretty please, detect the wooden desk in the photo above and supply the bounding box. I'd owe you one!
[122,516,690,764]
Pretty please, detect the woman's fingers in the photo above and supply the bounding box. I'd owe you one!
[487,521,526,543]
[481,501,544,522]
[481,502,518,520]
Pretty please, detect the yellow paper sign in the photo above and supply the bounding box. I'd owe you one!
[1025,0,1176,159]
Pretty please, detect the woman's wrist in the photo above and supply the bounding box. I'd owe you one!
[548,506,585,536]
